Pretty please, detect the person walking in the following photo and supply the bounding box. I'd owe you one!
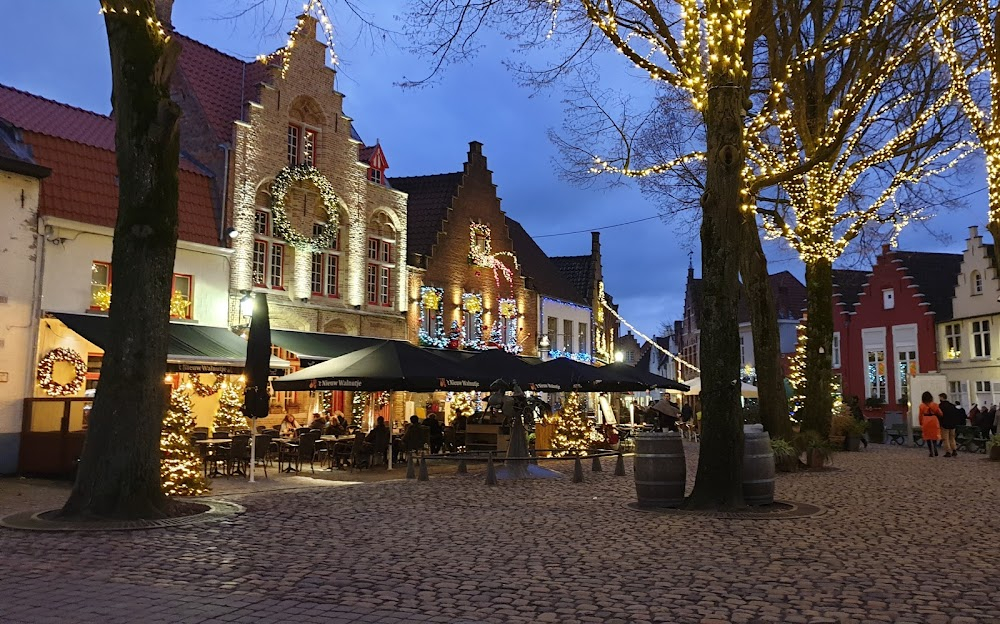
[919,391,942,457]
[938,393,960,457]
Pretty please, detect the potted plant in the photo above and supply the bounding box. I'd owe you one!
[793,430,834,469]
[988,434,1000,461]
[770,438,799,472]
[863,395,886,418]
[829,407,854,448]
[844,418,869,452]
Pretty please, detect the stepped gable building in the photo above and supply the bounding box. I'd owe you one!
[551,232,619,364]
[833,245,961,412]
[936,226,1000,408]
[677,265,806,381]
[170,20,409,339]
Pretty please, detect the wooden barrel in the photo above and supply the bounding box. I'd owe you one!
[743,425,775,506]
[633,431,685,508]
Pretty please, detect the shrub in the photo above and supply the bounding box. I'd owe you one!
[771,438,799,472]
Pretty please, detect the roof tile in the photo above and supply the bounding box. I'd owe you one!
[390,172,463,258]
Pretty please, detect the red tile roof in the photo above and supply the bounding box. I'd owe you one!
[173,34,270,144]
[390,172,465,257]
[0,84,218,246]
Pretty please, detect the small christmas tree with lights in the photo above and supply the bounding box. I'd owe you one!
[214,379,247,431]
[447,320,462,349]
[161,389,208,496]
[452,392,476,417]
[351,391,368,428]
[551,392,597,455]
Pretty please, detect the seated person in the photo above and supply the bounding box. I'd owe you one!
[366,416,391,464]
[308,412,327,431]
[279,412,299,437]
[402,415,425,457]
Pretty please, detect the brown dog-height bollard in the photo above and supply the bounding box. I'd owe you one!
[406,455,416,479]
[592,455,602,472]
[485,455,498,486]
[418,457,429,481]
[614,452,626,476]
[457,456,468,474]
[572,457,584,483]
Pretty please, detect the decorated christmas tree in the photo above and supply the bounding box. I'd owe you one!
[214,379,247,430]
[447,320,462,350]
[319,391,332,416]
[551,392,598,455]
[161,389,208,496]
[452,391,476,417]
[351,391,368,428]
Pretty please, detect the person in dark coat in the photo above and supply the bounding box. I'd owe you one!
[426,413,444,454]
[985,404,998,437]
[938,393,960,457]
[681,403,693,423]
[402,415,425,458]
[968,403,980,427]
[365,416,390,465]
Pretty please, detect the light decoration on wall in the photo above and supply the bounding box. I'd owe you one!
[468,221,520,298]
[374,391,390,409]
[418,286,446,348]
[461,292,484,348]
[36,348,88,397]
[92,287,112,312]
[269,165,341,249]
[190,373,223,397]
[256,0,338,78]
[98,3,170,43]
[170,290,191,319]
[548,349,592,363]
[600,295,700,374]
[498,298,518,319]
[319,391,332,415]
[351,391,368,428]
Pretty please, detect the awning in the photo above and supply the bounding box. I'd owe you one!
[51,312,290,374]
[270,328,386,365]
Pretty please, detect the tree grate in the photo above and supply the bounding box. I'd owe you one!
[625,499,825,520]
[0,499,244,532]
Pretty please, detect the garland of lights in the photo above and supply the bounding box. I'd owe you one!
[548,349,592,363]
[190,373,224,397]
[418,286,446,348]
[320,391,332,415]
[256,0,338,78]
[36,348,87,397]
[351,391,368,428]
[468,222,493,266]
[270,165,341,250]
[375,391,390,409]
[600,296,700,374]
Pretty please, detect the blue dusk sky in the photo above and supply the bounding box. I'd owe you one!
[0,1,990,343]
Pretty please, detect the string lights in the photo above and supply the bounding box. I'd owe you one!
[600,296,701,375]
[257,0,338,78]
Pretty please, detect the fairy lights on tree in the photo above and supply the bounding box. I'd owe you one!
[551,392,601,455]
[161,389,208,497]
[214,379,247,431]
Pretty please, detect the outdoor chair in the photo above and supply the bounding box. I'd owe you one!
[350,433,373,471]
[250,434,270,478]
[194,426,209,435]
[296,427,311,438]
[443,427,457,453]
[226,435,251,476]
[212,428,230,439]
[191,431,208,442]
[279,434,317,473]
[256,425,267,433]
[331,440,353,469]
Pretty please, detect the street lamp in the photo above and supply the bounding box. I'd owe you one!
[539,335,550,360]
[615,350,624,363]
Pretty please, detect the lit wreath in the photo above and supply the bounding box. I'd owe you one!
[36,348,87,397]
[269,165,342,249]
[190,373,223,397]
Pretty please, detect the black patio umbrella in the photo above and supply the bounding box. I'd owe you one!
[242,293,271,483]
[461,348,540,387]
[599,362,690,392]
[271,340,482,392]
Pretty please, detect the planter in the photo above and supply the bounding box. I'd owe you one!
[807,448,828,469]
[829,435,846,448]
[990,446,1000,461]
[845,435,862,452]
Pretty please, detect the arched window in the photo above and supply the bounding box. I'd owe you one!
[252,187,285,290]
[288,96,325,167]
[366,212,396,307]
[972,270,983,295]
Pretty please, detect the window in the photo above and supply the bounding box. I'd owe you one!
[973,319,991,358]
[252,240,267,287]
[310,222,341,298]
[945,323,962,359]
[366,213,395,308]
[90,261,111,310]
[740,334,746,364]
[897,349,916,403]
[578,323,588,355]
[564,319,574,352]
[171,274,193,319]
[882,288,895,309]
[369,168,383,185]
[254,210,269,236]
[865,350,887,402]
[949,380,968,408]
[832,332,841,369]
[287,124,318,166]
[547,317,558,350]
[269,243,284,289]
[972,271,983,295]
[625,350,635,363]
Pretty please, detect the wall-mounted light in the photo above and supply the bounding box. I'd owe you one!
[539,335,550,350]
[224,226,238,240]
[615,351,624,363]
[240,292,255,319]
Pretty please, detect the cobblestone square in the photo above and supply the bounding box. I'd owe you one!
[2,444,999,623]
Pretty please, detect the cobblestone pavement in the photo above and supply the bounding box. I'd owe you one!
[2,444,1000,623]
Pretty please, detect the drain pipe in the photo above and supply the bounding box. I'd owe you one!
[217,143,231,244]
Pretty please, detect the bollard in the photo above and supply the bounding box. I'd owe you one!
[485,455,498,486]
[614,452,626,476]
[530,452,538,466]
[418,457,429,481]
[457,457,468,474]
[406,455,416,479]
[572,457,584,483]
[592,455,602,472]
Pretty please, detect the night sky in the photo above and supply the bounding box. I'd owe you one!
[0,1,989,343]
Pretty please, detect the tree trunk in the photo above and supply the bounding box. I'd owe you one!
[60,0,181,520]
[685,84,745,510]
[739,215,790,438]
[801,258,834,437]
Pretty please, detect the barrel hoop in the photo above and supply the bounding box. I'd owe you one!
[743,479,774,485]
[635,480,685,485]
[634,453,685,458]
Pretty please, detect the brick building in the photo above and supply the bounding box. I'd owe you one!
[550,233,620,364]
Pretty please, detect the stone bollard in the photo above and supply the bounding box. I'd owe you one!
[614,452,626,476]
[572,457,584,483]
[485,455,498,486]
[592,455,602,472]
[529,453,538,466]
[405,455,416,479]
[418,457,429,481]
[457,457,468,474]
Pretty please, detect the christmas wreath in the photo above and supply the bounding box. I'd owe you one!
[190,373,224,397]
[36,348,87,397]
[270,164,342,249]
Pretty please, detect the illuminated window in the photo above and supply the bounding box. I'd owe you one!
[366,213,395,307]
[944,323,962,359]
[287,124,319,166]
[90,261,111,310]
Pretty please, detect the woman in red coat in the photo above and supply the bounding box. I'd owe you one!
[919,391,942,457]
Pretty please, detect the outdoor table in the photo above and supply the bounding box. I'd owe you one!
[196,439,233,477]
[273,439,300,473]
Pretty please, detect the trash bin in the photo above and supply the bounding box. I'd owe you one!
[867,417,885,444]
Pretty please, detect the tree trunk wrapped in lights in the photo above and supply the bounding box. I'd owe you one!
[215,380,248,431]
[161,389,208,497]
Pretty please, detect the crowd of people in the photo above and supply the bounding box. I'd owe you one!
[919,391,997,458]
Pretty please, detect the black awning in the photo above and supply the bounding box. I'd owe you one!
[51,312,289,373]
[270,329,386,364]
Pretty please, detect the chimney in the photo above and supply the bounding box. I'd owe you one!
[154,0,173,28]
[881,243,891,256]
[591,231,601,257]
[970,225,979,239]
[469,141,483,157]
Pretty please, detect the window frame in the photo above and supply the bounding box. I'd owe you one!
[578,322,588,355]
[269,242,285,290]
[365,233,395,308]
[832,332,841,369]
[944,323,962,360]
[89,260,112,311]
[170,273,194,320]
[287,122,319,167]
[972,270,984,296]
[973,319,991,359]
[309,222,341,299]
[563,319,574,352]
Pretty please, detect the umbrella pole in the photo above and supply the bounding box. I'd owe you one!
[249,417,256,483]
